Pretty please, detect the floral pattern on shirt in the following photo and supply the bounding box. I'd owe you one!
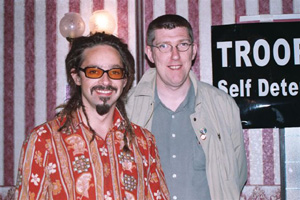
[15,108,170,199]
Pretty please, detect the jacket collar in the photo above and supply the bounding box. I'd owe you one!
[189,70,203,111]
[134,68,156,97]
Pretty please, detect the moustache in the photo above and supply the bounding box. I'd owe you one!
[90,85,117,95]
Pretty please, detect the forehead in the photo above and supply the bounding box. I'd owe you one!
[153,27,190,43]
[82,44,122,67]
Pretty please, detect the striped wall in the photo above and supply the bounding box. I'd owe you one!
[1,0,300,199]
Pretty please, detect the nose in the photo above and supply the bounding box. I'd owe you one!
[99,72,112,85]
[171,46,180,60]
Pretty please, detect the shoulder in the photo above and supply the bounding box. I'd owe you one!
[189,70,230,100]
[189,73,241,116]
[198,81,230,97]
[25,117,62,144]
[127,68,156,98]
[126,69,156,116]
[197,81,238,106]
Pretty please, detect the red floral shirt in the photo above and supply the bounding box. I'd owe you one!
[15,109,169,200]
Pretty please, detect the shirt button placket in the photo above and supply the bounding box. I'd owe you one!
[170,113,179,198]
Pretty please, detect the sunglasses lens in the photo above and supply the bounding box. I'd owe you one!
[108,68,125,79]
[82,67,125,79]
[85,68,104,78]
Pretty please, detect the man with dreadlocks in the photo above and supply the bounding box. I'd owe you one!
[15,33,169,200]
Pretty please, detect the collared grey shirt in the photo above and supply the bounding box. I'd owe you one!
[151,84,211,200]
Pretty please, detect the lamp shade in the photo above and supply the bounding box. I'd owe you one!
[89,10,116,35]
[59,12,85,38]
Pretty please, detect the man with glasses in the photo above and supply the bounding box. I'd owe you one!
[15,33,169,199]
[126,14,247,200]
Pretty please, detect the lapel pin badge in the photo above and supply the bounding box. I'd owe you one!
[199,128,207,140]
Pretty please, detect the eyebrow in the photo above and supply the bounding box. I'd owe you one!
[155,39,192,44]
[84,64,124,69]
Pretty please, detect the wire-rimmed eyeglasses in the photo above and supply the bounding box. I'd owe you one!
[150,42,193,53]
[79,67,126,80]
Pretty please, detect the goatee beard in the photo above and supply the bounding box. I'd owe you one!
[96,104,110,115]
[91,85,117,116]
[96,97,111,116]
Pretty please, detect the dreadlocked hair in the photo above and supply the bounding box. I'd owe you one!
[116,98,134,152]
[56,84,83,133]
[56,32,135,152]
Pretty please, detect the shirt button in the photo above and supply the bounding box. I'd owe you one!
[172,115,175,119]
[172,155,176,158]
[173,196,177,200]
[172,174,177,178]
[172,134,176,138]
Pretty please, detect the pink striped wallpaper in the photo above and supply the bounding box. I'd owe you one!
[1,0,299,199]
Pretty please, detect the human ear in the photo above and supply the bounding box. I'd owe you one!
[192,44,198,60]
[145,46,155,63]
[122,76,127,89]
[70,68,81,86]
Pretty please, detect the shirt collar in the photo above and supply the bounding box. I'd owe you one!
[154,84,195,113]
[72,107,127,132]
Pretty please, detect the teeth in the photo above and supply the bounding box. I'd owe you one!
[97,90,111,94]
[169,65,180,69]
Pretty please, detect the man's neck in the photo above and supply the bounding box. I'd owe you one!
[156,79,191,112]
[80,106,115,139]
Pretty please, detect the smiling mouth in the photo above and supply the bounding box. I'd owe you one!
[91,85,117,96]
[98,90,112,95]
[168,65,181,70]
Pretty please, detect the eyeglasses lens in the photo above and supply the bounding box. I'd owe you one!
[108,69,125,79]
[153,43,192,53]
[85,68,103,78]
[84,67,125,79]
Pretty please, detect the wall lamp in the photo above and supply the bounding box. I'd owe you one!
[59,10,116,42]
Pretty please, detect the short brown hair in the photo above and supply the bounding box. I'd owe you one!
[146,14,194,46]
